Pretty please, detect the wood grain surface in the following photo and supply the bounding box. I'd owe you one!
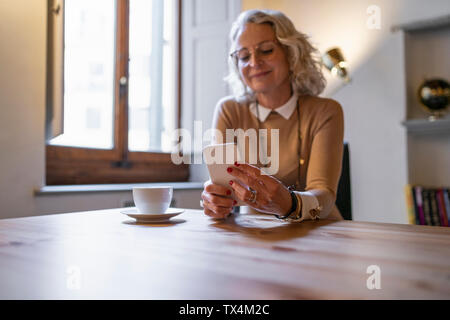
[0,208,449,299]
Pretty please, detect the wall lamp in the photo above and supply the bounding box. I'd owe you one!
[322,47,351,83]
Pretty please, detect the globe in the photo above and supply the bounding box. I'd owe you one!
[418,78,450,119]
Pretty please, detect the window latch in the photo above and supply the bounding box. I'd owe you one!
[51,4,61,15]
[119,76,128,86]
[111,160,132,169]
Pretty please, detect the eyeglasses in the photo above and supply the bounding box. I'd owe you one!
[230,40,279,65]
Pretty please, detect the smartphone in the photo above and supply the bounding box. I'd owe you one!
[202,143,246,206]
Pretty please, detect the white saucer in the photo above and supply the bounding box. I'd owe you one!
[121,208,184,223]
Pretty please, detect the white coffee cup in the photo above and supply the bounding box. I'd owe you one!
[132,186,173,214]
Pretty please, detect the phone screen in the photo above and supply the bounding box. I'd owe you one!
[202,143,245,205]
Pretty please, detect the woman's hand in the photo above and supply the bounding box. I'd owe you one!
[227,163,294,216]
[201,180,236,219]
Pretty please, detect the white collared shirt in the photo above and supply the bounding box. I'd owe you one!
[249,92,299,122]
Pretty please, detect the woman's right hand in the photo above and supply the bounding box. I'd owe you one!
[201,180,236,219]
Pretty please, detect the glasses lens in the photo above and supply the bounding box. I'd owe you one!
[236,48,250,61]
[232,41,277,63]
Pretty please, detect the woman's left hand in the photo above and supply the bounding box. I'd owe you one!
[227,162,294,216]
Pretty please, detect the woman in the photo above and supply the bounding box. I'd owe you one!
[201,9,344,222]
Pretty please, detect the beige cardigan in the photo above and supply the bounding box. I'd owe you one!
[211,94,344,220]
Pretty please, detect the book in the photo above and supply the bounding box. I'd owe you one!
[414,186,426,225]
[410,185,420,225]
[404,185,417,225]
[429,189,441,226]
[421,188,433,226]
[444,189,450,227]
[436,189,448,227]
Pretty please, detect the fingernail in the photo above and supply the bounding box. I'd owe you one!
[233,200,237,205]
[229,180,233,186]
[226,190,231,195]
[234,161,240,166]
[227,167,233,173]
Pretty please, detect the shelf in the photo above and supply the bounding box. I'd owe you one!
[397,14,450,204]
[402,118,450,133]
[391,14,450,32]
[35,182,204,195]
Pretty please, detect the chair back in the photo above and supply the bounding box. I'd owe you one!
[336,143,352,220]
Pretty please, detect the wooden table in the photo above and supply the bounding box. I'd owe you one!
[0,208,449,299]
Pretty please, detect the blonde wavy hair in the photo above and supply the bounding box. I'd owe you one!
[226,9,326,101]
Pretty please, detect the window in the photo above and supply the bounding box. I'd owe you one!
[46,0,188,185]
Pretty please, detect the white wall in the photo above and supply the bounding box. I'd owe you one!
[0,0,47,219]
[333,34,408,223]
[241,0,450,223]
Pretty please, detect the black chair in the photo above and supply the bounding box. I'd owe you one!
[336,142,352,220]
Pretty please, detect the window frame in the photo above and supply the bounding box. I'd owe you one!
[46,0,188,185]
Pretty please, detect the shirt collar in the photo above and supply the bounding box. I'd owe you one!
[250,92,298,122]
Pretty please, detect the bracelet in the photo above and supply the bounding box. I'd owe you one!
[276,189,299,220]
